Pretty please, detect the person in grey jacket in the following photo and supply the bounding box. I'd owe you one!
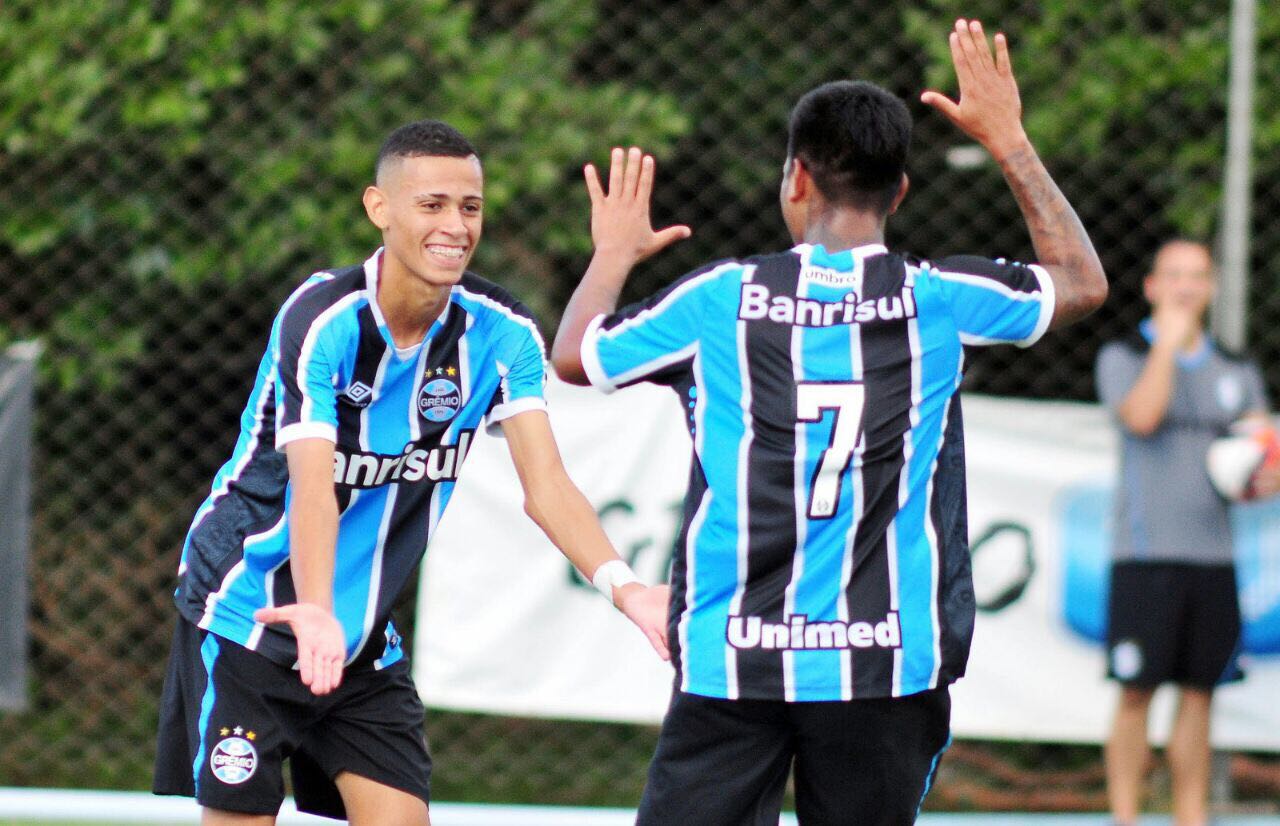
[1095,238,1278,826]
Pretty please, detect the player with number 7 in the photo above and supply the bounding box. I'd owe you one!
[552,18,1106,825]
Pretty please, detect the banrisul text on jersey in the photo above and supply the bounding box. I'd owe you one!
[737,282,917,327]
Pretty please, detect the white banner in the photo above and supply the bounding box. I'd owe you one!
[955,396,1280,750]
[416,382,1280,749]
[416,379,687,724]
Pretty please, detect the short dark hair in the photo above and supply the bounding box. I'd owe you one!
[786,81,911,214]
[375,120,478,180]
[1149,238,1214,276]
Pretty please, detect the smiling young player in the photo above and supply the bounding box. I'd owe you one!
[152,120,669,825]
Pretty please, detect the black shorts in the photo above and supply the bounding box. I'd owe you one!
[152,618,431,819]
[1106,561,1244,689]
[637,686,951,826]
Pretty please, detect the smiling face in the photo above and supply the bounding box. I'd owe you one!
[363,153,484,289]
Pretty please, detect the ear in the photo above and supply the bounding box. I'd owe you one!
[888,173,909,215]
[363,185,388,231]
[784,157,810,204]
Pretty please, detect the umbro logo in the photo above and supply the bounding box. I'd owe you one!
[339,381,374,407]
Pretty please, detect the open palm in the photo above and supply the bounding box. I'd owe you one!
[921,19,1027,161]
[585,146,691,264]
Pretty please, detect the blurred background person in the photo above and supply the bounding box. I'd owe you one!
[1095,239,1280,826]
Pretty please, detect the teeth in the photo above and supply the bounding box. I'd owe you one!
[427,245,465,260]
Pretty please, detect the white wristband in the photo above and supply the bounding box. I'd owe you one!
[592,560,641,605]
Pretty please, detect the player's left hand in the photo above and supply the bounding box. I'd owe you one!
[254,602,347,696]
[615,583,671,661]
[921,19,1029,161]
[585,146,691,265]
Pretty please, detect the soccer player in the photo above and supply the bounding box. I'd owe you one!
[1096,239,1278,826]
[152,120,669,826]
[552,20,1107,825]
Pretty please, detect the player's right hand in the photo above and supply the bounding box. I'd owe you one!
[921,19,1029,161]
[584,146,691,265]
[254,602,347,696]
[615,583,671,661]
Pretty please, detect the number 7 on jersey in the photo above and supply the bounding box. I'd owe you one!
[796,382,865,519]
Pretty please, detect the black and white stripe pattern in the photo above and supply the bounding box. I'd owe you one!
[735,254,802,695]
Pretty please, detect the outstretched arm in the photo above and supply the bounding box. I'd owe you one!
[921,18,1107,329]
[500,409,671,660]
[551,147,691,383]
[254,438,348,696]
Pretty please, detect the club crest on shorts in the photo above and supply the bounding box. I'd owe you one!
[210,735,258,785]
[1110,639,1143,680]
[419,377,461,422]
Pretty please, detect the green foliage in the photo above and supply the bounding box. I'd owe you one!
[0,0,687,387]
[905,1,1280,241]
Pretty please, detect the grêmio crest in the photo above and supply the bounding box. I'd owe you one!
[419,367,462,422]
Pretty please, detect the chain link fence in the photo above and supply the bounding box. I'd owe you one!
[2,0,1280,813]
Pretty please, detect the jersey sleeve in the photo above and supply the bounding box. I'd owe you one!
[274,294,343,449]
[1095,341,1143,412]
[581,261,735,393]
[484,313,548,434]
[924,255,1056,348]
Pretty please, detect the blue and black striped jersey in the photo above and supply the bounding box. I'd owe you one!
[176,248,546,669]
[581,243,1054,701]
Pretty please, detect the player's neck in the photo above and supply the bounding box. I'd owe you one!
[377,259,452,349]
[801,208,885,253]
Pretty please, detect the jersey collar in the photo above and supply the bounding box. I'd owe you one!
[363,247,454,353]
[793,242,888,271]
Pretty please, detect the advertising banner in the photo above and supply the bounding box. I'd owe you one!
[416,382,1280,749]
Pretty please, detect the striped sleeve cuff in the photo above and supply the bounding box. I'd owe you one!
[275,421,338,451]
[485,396,549,436]
[1015,264,1057,348]
[580,314,618,394]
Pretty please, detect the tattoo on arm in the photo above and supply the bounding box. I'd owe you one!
[998,145,1107,326]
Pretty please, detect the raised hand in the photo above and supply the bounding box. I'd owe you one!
[254,602,347,695]
[921,19,1028,161]
[1150,302,1201,352]
[584,147,691,265]
[615,583,672,661]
